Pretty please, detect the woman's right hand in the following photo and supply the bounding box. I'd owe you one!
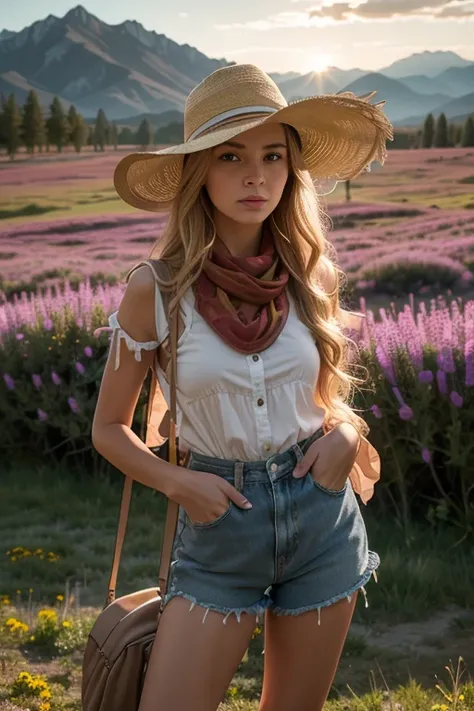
[169,468,253,525]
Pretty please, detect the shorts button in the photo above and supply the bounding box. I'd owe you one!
[252,354,259,362]
[257,398,264,407]
[270,463,278,472]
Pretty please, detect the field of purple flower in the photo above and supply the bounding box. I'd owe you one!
[1,145,474,532]
[1,147,473,303]
[1,147,474,701]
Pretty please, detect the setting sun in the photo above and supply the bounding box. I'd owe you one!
[307,53,333,73]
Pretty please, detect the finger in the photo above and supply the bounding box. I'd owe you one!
[224,482,253,509]
[293,448,320,478]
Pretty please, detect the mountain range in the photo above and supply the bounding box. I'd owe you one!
[1,5,473,127]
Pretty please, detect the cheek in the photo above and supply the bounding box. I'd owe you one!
[205,167,235,205]
[271,165,289,197]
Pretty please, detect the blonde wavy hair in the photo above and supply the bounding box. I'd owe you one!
[140,123,370,439]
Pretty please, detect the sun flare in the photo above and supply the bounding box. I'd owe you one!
[307,53,332,73]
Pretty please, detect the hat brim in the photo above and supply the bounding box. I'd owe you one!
[114,93,393,213]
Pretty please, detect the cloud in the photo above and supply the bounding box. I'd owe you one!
[179,12,189,18]
[437,1,474,15]
[308,0,474,21]
[214,12,324,30]
[214,1,474,31]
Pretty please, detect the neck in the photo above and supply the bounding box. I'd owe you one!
[213,212,264,257]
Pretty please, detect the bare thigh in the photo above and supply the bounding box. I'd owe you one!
[138,596,258,711]
[259,592,358,711]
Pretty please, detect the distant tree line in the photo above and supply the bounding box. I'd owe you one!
[390,112,474,150]
[0,91,184,160]
[2,90,473,160]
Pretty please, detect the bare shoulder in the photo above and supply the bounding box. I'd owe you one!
[117,264,158,342]
[126,263,157,292]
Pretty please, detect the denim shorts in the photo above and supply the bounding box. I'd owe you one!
[163,427,380,626]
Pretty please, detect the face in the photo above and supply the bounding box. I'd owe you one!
[204,122,289,227]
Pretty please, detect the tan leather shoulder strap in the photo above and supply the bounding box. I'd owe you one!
[105,260,180,609]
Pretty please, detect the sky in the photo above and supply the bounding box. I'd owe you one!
[3,0,474,74]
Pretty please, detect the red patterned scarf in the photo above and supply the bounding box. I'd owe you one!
[193,225,290,354]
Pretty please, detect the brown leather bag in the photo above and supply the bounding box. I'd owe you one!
[81,261,183,711]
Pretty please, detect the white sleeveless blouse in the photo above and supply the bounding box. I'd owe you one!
[109,285,326,461]
[105,275,381,503]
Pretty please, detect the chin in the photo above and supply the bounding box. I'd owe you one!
[228,209,272,225]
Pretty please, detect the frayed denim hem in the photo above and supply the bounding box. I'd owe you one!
[269,550,380,626]
[162,590,274,625]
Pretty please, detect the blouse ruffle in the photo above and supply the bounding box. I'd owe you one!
[93,311,159,371]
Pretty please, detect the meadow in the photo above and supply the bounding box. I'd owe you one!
[1,146,474,710]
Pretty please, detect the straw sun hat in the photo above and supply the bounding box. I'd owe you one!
[114,63,394,212]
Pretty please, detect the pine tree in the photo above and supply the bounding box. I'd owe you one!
[461,115,474,147]
[136,119,154,149]
[67,105,88,152]
[422,113,435,148]
[0,93,22,159]
[46,97,69,152]
[118,126,135,145]
[93,109,108,151]
[22,90,45,154]
[109,121,118,149]
[434,112,448,148]
[447,122,458,148]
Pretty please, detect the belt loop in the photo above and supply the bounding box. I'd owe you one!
[291,443,304,464]
[234,461,244,492]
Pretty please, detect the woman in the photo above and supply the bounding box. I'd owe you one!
[92,63,392,711]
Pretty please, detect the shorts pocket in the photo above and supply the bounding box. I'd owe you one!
[308,472,348,496]
[186,501,233,529]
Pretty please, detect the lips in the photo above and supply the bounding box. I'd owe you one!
[239,197,268,202]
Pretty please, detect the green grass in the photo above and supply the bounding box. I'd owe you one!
[1,430,474,707]
[0,184,131,226]
[1,462,474,622]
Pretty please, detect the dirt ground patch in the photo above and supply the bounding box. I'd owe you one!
[1,607,473,706]
[338,606,474,694]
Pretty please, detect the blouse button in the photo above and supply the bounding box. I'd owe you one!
[252,354,259,362]
[257,398,264,407]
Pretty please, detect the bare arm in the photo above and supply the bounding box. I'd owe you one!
[91,265,178,497]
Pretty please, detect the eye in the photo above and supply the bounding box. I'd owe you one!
[266,153,282,161]
[219,153,239,161]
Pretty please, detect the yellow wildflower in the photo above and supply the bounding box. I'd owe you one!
[38,608,57,619]
[62,620,71,627]
[459,695,465,702]
[56,594,64,601]
[39,689,52,700]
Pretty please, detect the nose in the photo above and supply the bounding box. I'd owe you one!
[243,160,265,187]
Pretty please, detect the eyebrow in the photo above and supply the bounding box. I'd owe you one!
[218,141,287,150]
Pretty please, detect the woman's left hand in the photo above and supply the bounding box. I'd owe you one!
[292,422,360,491]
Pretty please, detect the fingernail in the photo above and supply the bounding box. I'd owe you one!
[243,501,253,509]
